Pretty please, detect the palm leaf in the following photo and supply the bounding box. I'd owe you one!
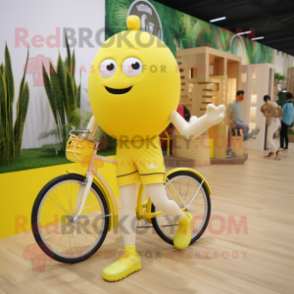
[105,0,129,38]
[70,108,92,129]
[38,128,60,140]
[213,26,231,52]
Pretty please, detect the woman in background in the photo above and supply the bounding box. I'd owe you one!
[260,95,283,160]
[280,92,294,150]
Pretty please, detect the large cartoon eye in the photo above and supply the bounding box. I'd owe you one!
[99,59,117,78]
[122,58,143,77]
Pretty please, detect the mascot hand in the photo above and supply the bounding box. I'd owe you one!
[206,104,225,126]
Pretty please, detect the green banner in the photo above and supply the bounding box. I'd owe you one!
[106,0,274,65]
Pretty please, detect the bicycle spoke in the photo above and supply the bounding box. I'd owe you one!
[36,179,106,259]
[154,174,209,242]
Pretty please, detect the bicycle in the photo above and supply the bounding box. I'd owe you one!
[31,129,212,263]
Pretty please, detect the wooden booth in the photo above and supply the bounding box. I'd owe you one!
[286,67,294,95]
[175,47,242,160]
[241,63,274,151]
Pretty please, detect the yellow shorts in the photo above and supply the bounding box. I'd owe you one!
[116,136,166,186]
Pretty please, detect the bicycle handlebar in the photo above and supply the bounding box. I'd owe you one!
[69,128,92,136]
[95,155,117,164]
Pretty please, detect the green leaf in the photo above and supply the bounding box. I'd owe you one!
[65,34,72,72]
[66,70,76,123]
[0,71,8,162]
[14,48,29,150]
[105,0,129,39]
[4,44,15,160]
[14,82,29,154]
[0,63,4,76]
[77,84,81,108]
[0,71,7,127]
[4,43,14,107]
[38,128,60,140]
[70,108,92,130]
[57,53,68,119]
[42,64,58,124]
[72,50,76,77]
[49,61,68,150]
[72,50,76,98]
[49,61,66,125]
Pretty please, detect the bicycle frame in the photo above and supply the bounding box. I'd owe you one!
[67,146,119,231]
[66,135,212,232]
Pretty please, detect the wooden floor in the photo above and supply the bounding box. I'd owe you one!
[1,140,293,294]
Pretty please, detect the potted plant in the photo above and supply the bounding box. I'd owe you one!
[274,72,286,84]
[0,44,30,164]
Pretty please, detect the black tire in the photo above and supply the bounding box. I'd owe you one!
[151,171,211,246]
[31,174,109,264]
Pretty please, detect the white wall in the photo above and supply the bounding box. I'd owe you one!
[274,49,294,76]
[0,0,105,149]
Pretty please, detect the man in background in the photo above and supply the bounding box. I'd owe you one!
[229,90,260,141]
[280,92,293,150]
[261,95,283,159]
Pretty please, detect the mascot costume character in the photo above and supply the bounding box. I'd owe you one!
[87,15,225,281]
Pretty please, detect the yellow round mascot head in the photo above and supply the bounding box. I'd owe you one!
[88,15,180,140]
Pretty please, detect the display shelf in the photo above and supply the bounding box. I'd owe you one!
[177,47,241,159]
[250,107,256,120]
[250,95,257,105]
[241,73,247,83]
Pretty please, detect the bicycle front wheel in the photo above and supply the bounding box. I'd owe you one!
[151,170,211,246]
[31,174,109,263]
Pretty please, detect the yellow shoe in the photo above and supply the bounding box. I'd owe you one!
[102,246,141,281]
[173,212,194,250]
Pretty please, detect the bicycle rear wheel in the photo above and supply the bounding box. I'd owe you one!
[31,174,109,263]
[151,171,211,246]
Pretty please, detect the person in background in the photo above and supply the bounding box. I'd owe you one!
[229,90,260,141]
[280,92,293,150]
[261,95,283,159]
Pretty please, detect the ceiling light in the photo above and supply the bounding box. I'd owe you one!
[251,36,264,40]
[237,31,251,36]
[210,17,226,23]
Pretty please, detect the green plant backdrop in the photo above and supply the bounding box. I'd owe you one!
[105,0,274,64]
